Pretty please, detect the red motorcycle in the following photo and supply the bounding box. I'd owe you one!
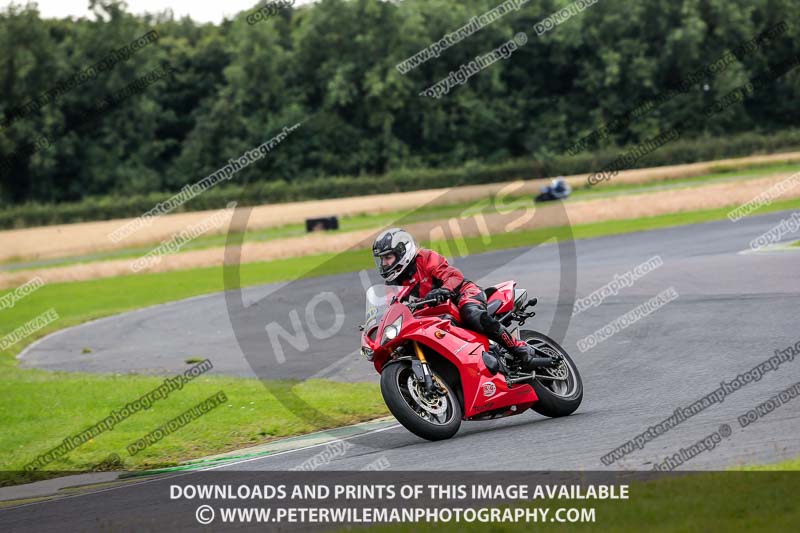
[361,281,583,441]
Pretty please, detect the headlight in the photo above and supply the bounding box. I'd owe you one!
[360,346,374,360]
[381,316,403,345]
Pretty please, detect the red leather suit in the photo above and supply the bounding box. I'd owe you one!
[388,248,483,310]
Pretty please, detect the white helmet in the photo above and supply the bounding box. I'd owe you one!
[372,228,417,282]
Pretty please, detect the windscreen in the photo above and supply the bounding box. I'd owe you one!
[364,284,402,331]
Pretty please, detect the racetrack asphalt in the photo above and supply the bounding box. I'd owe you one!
[16,210,800,473]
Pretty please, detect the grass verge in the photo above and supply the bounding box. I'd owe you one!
[363,458,800,532]
[0,370,387,485]
[733,456,800,470]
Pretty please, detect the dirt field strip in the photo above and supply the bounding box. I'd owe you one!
[2,151,800,264]
[2,171,798,289]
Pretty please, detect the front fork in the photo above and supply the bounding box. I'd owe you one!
[412,341,436,394]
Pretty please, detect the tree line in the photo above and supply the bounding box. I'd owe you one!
[1,0,798,209]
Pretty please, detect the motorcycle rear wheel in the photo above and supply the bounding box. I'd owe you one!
[380,361,462,441]
[521,330,583,417]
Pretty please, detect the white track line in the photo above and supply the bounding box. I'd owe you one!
[198,423,402,471]
[0,422,401,512]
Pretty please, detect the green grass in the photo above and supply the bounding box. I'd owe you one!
[5,160,798,271]
[733,456,800,470]
[0,369,387,485]
[792,240,800,247]
[361,458,800,532]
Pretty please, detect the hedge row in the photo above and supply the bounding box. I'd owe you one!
[3,129,800,229]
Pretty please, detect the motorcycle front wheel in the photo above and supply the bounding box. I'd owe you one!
[380,361,462,441]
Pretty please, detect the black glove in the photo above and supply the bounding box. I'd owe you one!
[427,288,452,303]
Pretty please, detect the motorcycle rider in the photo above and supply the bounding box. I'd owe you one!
[372,227,540,369]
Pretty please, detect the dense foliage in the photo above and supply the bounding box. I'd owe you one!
[1,0,798,212]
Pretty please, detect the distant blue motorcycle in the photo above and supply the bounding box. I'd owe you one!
[535,177,571,202]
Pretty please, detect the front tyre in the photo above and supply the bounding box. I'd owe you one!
[380,361,462,441]
[521,330,583,417]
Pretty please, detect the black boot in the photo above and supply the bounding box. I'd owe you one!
[483,318,539,369]
[471,306,555,370]
[489,323,558,370]
[497,330,540,369]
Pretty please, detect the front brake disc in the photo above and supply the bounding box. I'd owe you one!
[407,376,448,416]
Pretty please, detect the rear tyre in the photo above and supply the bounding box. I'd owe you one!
[380,361,462,441]
[521,330,583,417]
